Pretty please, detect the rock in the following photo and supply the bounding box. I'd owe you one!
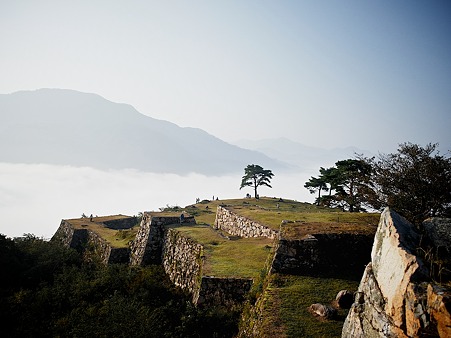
[370,208,427,327]
[342,208,429,338]
[335,290,354,309]
[427,283,451,338]
[309,303,337,319]
[423,218,451,260]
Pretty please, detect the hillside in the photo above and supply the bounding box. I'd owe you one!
[55,197,379,337]
[0,89,284,175]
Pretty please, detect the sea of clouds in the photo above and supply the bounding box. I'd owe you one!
[0,163,314,239]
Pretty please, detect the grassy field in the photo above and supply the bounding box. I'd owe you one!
[184,197,379,231]
[66,215,139,248]
[66,198,378,337]
[259,274,360,338]
[168,223,274,278]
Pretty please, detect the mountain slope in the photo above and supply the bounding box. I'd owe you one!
[0,89,284,175]
[234,138,371,171]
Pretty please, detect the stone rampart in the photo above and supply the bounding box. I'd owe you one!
[52,220,130,264]
[54,212,255,307]
[161,227,254,306]
[162,228,204,302]
[197,276,253,306]
[272,233,374,278]
[129,213,194,265]
[84,230,130,264]
[214,206,278,239]
[52,220,88,249]
[104,216,138,230]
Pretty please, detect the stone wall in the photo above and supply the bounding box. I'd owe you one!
[84,230,130,264]
[54,212,256,307]
[214,206,278,239]
[162,228,204,303]
[161,227,254,306]
[52,220,88,249]
[342,208,451,338]
[104,216,138,230]
[52,220,130,264]
[197,276,253,307]
[129,214,192,265]
[272,233,374,279]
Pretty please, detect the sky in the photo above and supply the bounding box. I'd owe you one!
[1,0,450,153]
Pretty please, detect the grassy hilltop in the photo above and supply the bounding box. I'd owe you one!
[61,197,380,337]
[161,197,379,338]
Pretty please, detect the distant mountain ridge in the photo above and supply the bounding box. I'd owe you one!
[234,138,372,171]
[0,89,285,175]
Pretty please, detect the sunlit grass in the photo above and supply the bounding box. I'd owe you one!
[168,224,274,278]
[66,215,139,248]
[260,274,359,338]
[185,197,379,233]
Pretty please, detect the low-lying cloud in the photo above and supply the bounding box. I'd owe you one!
[0,163,314,239]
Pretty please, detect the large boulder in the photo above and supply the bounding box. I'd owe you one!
[335,290,354,309]
[309,303,337,319]
[342,208,430,338]
[427,283,451,338]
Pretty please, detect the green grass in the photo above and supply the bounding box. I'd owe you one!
[168,224,274,278]
[260,274,359,338]
[67,215,139,248]
[184,197,379,234]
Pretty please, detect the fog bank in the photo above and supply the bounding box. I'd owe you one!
[0,163,314,239]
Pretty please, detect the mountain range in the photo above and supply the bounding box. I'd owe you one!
[234,138,370,172]
[0,89,285,175]
[0,89,369,175]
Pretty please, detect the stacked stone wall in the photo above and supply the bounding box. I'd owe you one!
[52,220,89,250]
[214,206,278,239]
[197,276,253,306]
[52,220,129,264]
[272,233,374,278]
[104,216,138,230]
[130,214,192,265]
[162,228,204,302]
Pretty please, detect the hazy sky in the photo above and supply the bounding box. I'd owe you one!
[1,1,450,152]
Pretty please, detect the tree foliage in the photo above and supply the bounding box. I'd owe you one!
[0,234,240,337]
[240,164,274,198]
[306,142,451,224]
[305,159,372,212]
[304,175,328,205]
[362,142,451,226]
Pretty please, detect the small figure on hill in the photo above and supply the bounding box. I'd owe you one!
[90,214,93,222]
[216,197,219,200]
[82,213,86,218]
[196,198,200,203]
[180,213,185,224]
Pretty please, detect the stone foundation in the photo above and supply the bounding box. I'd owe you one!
[214,206,278,239]
[272,233,374,278]
[52,220,130,264]
[162,228,204,302]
